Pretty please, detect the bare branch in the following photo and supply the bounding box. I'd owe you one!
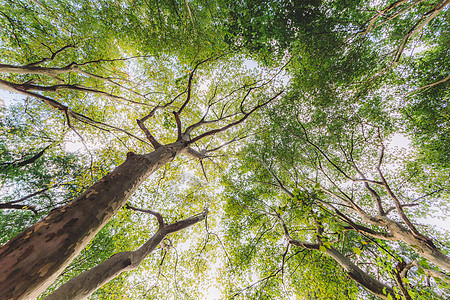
[173,111,182,141]
[125,204,164,229]
[0,203,38,214]
[136,119,161,149]
[205,136,245,153]
[25,44,75,67]
[177,56,223,115]
[188,91,284,145]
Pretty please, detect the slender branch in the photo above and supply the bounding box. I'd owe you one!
[376,138,421,236]
[188,91,284,145]
[349,143,386,215]
[366,0,427,35]
[0,203,38,214]
[0,78,150,145]
[358,0,410,36]
[15,82,152,107]
[25,44,75,67]
[384,203,419,215]
[394,261,412,300]
[0,145,50,171]
[125,204,164,229]
[295,122,383,186]
[0,186,53,205]
[406,74,450,96]
[317,201,395,241]
[177,56,223,115]
[173,111,182,141]
[136,119,161,149]
[401,261,450,283]
[393,0,449,63]
[259,159,294,197]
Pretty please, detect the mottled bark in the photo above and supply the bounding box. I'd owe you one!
[44,209,207,300]
[0,141,186,300]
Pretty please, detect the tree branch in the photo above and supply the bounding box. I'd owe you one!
[173,111,182,141]
[44,207,208,300]
[125,204,164,229]
[136,119,161,149]
[0,78,150,145]
[188,91,284,145]
[0,145,50,171]
[0,203,38,214]
[25,44,74,67]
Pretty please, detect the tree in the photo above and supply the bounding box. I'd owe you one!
[222,98,449,299]
[1,0,449,299]
[0,49,284,299]
[0,1,286,296]
[219,1,450,298]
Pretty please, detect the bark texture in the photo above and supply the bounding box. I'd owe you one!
[0,141,186,300]
[44,210,207,300]
[289,240,397,299]
[325,247,396,300]
[383,218,450,272]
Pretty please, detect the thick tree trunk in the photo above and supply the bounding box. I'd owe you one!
[0,141,186,300]
[44,210,207,300]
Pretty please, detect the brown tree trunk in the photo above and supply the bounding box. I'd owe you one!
[0,141,186,300]
[43,209,207,300]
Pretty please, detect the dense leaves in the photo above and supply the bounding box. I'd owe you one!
[1,0,449,299]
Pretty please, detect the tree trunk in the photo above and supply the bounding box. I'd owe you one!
[384,219,450,272]
[290,240,398,299]
[0,141,186,300]
[44,210,207,300]
[325,247,397,300]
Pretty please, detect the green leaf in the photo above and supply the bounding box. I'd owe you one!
[352,247,361,256]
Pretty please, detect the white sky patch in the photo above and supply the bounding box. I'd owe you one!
[388,133,411,149]
[386,133,449,232]
[63,131,86,152]
[0,90,26,106]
